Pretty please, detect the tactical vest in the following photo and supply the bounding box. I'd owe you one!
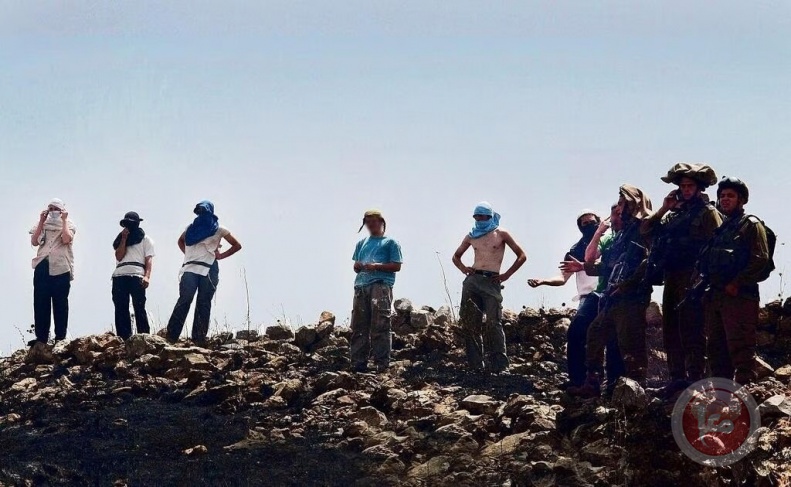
[656,202,716,272]
[606,221,649,295]
[700,213,752,287]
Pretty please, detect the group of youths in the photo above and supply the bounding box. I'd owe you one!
[29,163,771,398]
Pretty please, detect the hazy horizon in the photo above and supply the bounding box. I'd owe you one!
[1,2,789,354]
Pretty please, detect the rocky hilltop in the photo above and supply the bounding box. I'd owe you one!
[1,299,790,486]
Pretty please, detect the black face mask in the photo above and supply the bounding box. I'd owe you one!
[581,224,598,239]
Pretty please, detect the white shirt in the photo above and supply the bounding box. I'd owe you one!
[31,225,76,278]
[113,236,155,278]
[563,269,598,301]
[181,226,230,276]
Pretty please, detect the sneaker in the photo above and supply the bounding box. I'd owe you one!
[567,374,601,398]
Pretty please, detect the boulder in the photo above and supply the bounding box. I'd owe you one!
[316,321,335,340]
[460,395,501,416]
[272,379,304,404]
[235,330,260,341]
[758,395,791,418]
[611,378,648,410]
[410,310,434,330]
[25,342,54,365]
[265,323,295,341]
[125,334,169,359]
[756,357,775,380]
[481,432,532,457]
[433,305,454,327]
[319,311,336,325]
[355,406,389,428]
[181,353,213,370]
[502,309,519,324]
[294,325,318,351]
[775,365,791,380]
[394,298,413,316]
[646,301,663,329]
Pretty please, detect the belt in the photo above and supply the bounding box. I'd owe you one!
[116,262,145,269]
[473,269,499,278]
[183,261,214,268]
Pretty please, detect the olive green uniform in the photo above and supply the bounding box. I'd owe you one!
[700,211,769,384]
[642,199,722,382]
[459,273,508,372]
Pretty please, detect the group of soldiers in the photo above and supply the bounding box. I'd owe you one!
[30,165,772,399]
[351,163,771,399]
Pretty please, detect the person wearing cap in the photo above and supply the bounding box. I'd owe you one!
[29,198,76,344]
[570,185,653,397]
[641,163,722,396]
[698,177,769,384]
[528,210,603,388]
[166,201,242,344]
[112,212,155,340]
[350,209,403,373]
[452,202,527,373]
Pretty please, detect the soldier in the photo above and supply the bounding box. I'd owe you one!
[641,163,722,396]
[570,185,653,397]
[699,177,770,385]
[452,202,527,373]
[528,210,603,389]
[350,209,403,373]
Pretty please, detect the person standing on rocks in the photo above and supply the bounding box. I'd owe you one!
[350,209,403,373]
[166,201,242,345]
[570,186,653,397]
[528,210,602,388]
[555,206,626,391]
[29,198,76,345]
[641,163,722,397]
[112,212,155,340]
[452,202,527,373]
[698,177,770,384]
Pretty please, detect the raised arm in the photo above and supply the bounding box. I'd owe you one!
[59,211,74,245]
[499,231,527,283]
[31,211,47,246]
[452,237,473,276]
[115,229,130,261]
[585,218,610,264]
[217,233,242,260]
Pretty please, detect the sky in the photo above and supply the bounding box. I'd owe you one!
[0,1,789,354]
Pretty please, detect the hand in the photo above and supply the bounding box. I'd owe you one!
[215,250,224,260]
[528,279,543,288]
[496,272,511,283]
[598,217,612,233]
[142,276,150,289]
[725,282,739,297]
[461,266,474,276]
[363,263,379,272]
[560,256,584,273]
[354,261,363,272]
[120,228,130,239]
[60,210,69,221]
[39,210,49,222]
[662,191,680,211]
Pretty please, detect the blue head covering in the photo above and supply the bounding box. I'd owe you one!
[469,201,501,239]
[185,200,220,246]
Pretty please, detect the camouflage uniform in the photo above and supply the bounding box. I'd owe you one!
[642,198,722,382]
[350,283,394,369]
[459,273,508,372]
[585,218,652,383]
[700,210,769,384]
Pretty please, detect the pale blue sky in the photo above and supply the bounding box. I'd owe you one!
[0,2,789,353]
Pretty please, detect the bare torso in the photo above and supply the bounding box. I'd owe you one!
[470,229,507,273]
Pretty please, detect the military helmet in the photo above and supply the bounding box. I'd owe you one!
[717,176,750,203]
[660,163,718,188]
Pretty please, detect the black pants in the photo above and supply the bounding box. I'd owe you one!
[33,260,71,343]
[166,264,219,342]
[112,276,151,340]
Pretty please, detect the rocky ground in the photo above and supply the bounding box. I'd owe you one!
[0,299,790,486]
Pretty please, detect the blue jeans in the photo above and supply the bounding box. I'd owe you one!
[166,263,219,342]
[567,294,626,386]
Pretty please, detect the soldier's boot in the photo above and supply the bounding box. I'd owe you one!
[567,373,601,398]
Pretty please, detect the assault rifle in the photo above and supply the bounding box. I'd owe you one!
[676,274,710,311]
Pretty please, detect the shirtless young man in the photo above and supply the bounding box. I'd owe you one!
[452,202,527,372]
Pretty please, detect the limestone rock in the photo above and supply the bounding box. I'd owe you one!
[756,357,775,380]
[235,330,260,341]
[394,298,413,315]
[460,395,501,416]
[125,334,169,359]
[775,365,791,379]
[265,323,295,341]
[433,305,454,327]
[294,325,318,351]
[758,395,791,418]
[410,310,434,330]
[319,311,336,325]
[646,301,663,329]
[611,378,648,410]
[25,342,54,365]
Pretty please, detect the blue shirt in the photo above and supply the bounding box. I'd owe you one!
[353,236,403,288]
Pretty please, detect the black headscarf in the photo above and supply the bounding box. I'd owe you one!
[113,223,146,250]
